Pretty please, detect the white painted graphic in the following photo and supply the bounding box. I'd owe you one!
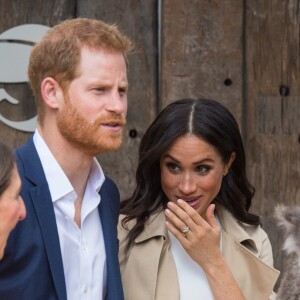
[0,24,50,132]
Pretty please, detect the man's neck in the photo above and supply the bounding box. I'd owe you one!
[37,125,93,198]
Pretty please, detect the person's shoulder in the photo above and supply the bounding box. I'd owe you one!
[15,136,36,167]
[118,214,135,245]
[217,204,261,234]
[15,135,34,153]
[240,219,268,241]
[217,205,269,253]
[118,214,136,231]
[101,176,119,195]
[99,176,120,213]
[103,175,117,188]
[14,136,34,175]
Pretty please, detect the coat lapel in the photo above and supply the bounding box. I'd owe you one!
[119,212,180,300]
[217,205,280,299]
[222,232,279,299]
[18,138,67,300]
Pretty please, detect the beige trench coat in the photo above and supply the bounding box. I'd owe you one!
[118,205,280,300]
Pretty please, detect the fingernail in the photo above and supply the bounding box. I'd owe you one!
[167,202,174,207]
[165,209,171,215]
[177,199,183,204]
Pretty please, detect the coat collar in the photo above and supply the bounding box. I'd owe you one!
[119,211,179,300]
[135,209,168,243]
[134,205,261,253]
[216,204,260,254]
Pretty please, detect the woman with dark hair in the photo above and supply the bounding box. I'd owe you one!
[0,142,26,259]
[118,98,279,299]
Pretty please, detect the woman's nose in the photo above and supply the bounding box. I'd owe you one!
[178,174,197,195]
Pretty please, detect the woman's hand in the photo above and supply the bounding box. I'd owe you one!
[165,200,221,272]
[165,200,245,300]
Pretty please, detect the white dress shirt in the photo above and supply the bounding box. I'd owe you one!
[33,130,107,300]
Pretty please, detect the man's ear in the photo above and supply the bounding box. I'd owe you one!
[41,77,62,109]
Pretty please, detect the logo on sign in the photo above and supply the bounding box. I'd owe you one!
[0,24,50,132]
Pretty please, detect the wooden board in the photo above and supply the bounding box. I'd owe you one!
[245,0,300,287]
[0,0,76,147]
[161,0,244,126]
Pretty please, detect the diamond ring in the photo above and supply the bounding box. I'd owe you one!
[182,226,190,234]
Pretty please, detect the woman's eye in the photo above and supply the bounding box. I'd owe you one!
[166,162,180,172]
[195,165,210,173]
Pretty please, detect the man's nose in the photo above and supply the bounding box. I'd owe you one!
[18,196,26,221]
[107,90,127,115]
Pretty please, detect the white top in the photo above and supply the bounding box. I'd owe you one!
[169,216,222,300]
[33,130,107,300]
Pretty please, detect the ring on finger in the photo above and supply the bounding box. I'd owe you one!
[182,226,190,234]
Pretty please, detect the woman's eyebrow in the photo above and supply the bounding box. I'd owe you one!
[162,154,215,165]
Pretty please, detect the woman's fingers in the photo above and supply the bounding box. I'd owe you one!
[165,201,220,239]
[176,199,205,225]
[165,201,222,268]
[205,204,219,229]
[166,199,208,228]
[165,204,191,237]
[165,219,188,244]
[164,200,209,239]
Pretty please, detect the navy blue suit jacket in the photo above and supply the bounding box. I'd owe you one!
[0,137,124,300]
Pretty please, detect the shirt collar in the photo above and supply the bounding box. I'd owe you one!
[33,129,105,202]
[87,157,105,194]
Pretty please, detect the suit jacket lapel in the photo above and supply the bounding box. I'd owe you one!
[99,183,123,300]
[18,137,67,300]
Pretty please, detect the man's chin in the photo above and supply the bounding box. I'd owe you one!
[87,139,123,156]
[99,141,123,154]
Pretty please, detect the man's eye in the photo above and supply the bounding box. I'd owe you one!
[119,88,127,96]
[94,88,105,92]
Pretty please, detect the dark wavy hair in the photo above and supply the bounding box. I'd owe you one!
[0,143,15,196]
[121,98,259,252]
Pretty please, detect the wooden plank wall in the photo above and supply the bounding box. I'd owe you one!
[246,0,300,285]
[0,0,158,198]
[161,0,244,124]
[1,0,299,289]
